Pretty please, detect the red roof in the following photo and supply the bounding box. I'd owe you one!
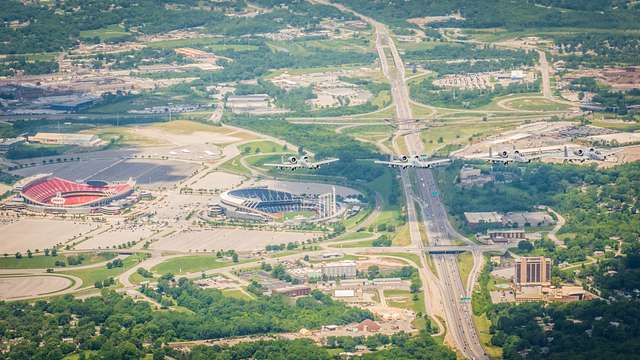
[21,177,132,207]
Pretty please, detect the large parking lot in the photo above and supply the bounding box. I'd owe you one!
[150,228,320,253]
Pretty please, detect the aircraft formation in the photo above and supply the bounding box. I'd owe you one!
[263,146,616,171]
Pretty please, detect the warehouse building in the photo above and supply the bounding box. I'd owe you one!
[29,132,104,147]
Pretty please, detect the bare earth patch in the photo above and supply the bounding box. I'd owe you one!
[0,275,72,300]
[0,219,96,254]
[150,228,320,253]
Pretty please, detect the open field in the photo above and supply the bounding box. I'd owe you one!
[419,121,519,154]
[150,255,244,275]
[62,254,145,287]
[0,219,97,255]
[149,229,320,253]
[457,252,475,291]
[219,155,252,176]
[84,127,164,147]
[0,275,74,300]
[75,228,154,250]
[79,24,130,41]
[238,140,283,154]
[502,97,573,111]
[0,252,115,269]
[474,313,503,359]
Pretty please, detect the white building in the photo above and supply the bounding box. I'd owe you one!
[322,260,357,279]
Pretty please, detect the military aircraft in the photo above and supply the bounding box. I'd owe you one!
[374,154,451,169]
[264,154,339,171]
[561,146,617,162]
[480,147,543,165]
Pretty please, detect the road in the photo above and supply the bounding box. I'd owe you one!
[338,5,488,358]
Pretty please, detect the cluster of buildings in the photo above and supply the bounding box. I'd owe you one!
[269,71,373,109]
[225,94,286,114]
[0,132,105,152]
[464,210,555,229]
[491,256,594,304]
[432,70,533,90]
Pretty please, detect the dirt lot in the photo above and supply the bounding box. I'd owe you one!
[0,275,72,300]
[587,132,640,145]
[75,227,154,250]
[0,219,96,254]
[191,171,246,191]
[150,228,320,253]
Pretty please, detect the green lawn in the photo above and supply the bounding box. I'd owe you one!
[80,24,130,41]
[61,254,145,288]
[238,140,283,154]
[151,256,253,275]
[457,251,474,291]
[383,253,422,267]
[0,252,116,269]
[330,239,375,248]
[219,155,252,176]
[336,231,374,241]
[222,289,255,300]
[505,97,572,111]
[474,313,503,359]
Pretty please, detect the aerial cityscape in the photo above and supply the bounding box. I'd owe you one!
[0,0,639,359]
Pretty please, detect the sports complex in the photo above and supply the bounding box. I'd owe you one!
[6,173,136,214]
[220,186,338,221]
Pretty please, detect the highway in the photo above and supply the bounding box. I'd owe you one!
[359,6,489,359]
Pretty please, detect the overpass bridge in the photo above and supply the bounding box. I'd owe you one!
[425,244,510,255]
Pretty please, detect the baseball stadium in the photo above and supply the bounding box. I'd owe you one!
[8,173,135,213]
[220,187,337,221]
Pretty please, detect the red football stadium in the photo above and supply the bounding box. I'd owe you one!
[15,174,135,209]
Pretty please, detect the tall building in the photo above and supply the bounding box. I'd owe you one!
[515,256,552,286]
[318,186,337,219]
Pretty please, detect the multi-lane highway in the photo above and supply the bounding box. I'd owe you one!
[363,7,489,360]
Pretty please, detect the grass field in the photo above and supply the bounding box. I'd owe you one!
[336,231,374,241]
[474,313,503,359]
[222,289,254,300]
[80,24,130,41]
[392,224,411,246]
[504,97,572,111]
[419,121,517,154]
[219,155,252,176]
[457,252,474,291]
[0,252,116,269]
[151,255,253,275]
[383,253,422,267]
[239,140,283,154]
[86,127,161,147]
[384,288,426,329]
[61,254,145,288]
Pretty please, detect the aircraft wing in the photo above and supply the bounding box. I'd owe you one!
[418,159,451,168]
[310,158,339,167]
[263,162,300,169]
[478,157,508,163]
[374,160,413,168]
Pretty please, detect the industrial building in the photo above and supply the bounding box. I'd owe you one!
[487,229,526,243]
[321,260,357,279]
[226,94,272,114]
[464,211,503,226]
[28,132,104,147]
[0,137,25,152]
